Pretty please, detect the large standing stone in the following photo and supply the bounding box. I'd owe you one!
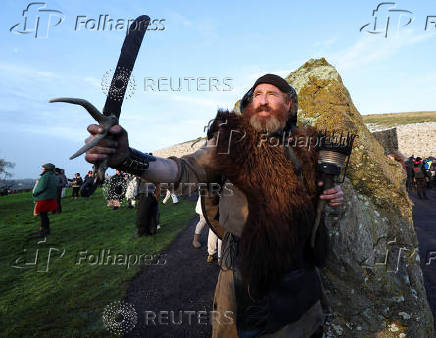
[285,58,434,337]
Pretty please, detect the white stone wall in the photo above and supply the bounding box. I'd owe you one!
[367,122,436,158]
[152,138,206,159]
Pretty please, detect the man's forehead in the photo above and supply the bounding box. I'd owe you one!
[253,83,282,93]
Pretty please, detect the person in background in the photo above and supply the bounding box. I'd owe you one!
[53,168,66,214]
[154,183,161,230]
[192,194,206,248]
[80,170,97,198]
[387,151,406,171]
[412,157,430,199]
[71,173,83,199]
[133,178,159,238]
[33,163,58,236]
[423,158,433,189]
[107,169,125,210]
[162,188,179,204]
[430,159,436,189]
[206,223,222,265]
[192,194,222,264]
[405,156,415,192]
[59,169,68,198]
[125,174,139,208]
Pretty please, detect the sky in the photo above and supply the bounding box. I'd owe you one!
[1,0,435,179]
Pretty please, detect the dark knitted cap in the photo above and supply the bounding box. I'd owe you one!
[252,74,292,94]
[42,163,55,170]
[240,73,298,131]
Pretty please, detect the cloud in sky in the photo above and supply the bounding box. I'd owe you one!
[330,29,436,72]
[83,76,100,89]
[313,38,337,48]
[0,63,59,80]
[167,12,193,27]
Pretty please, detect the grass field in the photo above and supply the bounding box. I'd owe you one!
[362,111,436,128]
[0,188,195,337]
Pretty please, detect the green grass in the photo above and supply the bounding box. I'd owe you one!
[0,188,195,337]
[363,111,436,128]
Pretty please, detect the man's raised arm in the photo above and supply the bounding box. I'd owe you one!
[84,124,217,195]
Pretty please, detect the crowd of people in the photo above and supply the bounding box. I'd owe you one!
[388,152,435,199]
[31,164,182,239]
[30,162,223,270]
[406,155,435,199]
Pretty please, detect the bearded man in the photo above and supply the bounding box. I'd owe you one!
[84,74,344,337]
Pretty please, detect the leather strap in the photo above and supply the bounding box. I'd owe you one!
[116,148,156,176]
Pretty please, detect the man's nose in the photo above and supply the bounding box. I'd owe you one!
[257,93,268,105]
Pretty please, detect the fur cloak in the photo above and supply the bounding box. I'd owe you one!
[207,109,322,295]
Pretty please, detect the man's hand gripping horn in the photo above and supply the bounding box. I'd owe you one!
[49,97,118,182]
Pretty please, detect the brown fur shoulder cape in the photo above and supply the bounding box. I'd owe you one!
[207,110,320,295]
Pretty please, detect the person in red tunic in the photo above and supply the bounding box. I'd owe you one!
[33,163,58,236]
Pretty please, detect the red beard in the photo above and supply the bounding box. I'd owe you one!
[243,103,287,133]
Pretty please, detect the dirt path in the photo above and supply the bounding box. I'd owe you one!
[125,214,220,338]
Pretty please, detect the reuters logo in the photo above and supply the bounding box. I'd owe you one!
[101,66,136,102]
[102,301,138,335]
[102,176,127,203]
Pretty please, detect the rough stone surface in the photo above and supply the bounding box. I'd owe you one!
[286,58,434,337]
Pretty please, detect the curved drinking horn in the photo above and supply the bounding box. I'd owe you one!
[49,97,118,182]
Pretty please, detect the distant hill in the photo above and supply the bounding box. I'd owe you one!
[0,178,36,191]
[362,111,436,129]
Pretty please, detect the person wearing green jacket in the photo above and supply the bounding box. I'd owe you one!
[33,163,58,236]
